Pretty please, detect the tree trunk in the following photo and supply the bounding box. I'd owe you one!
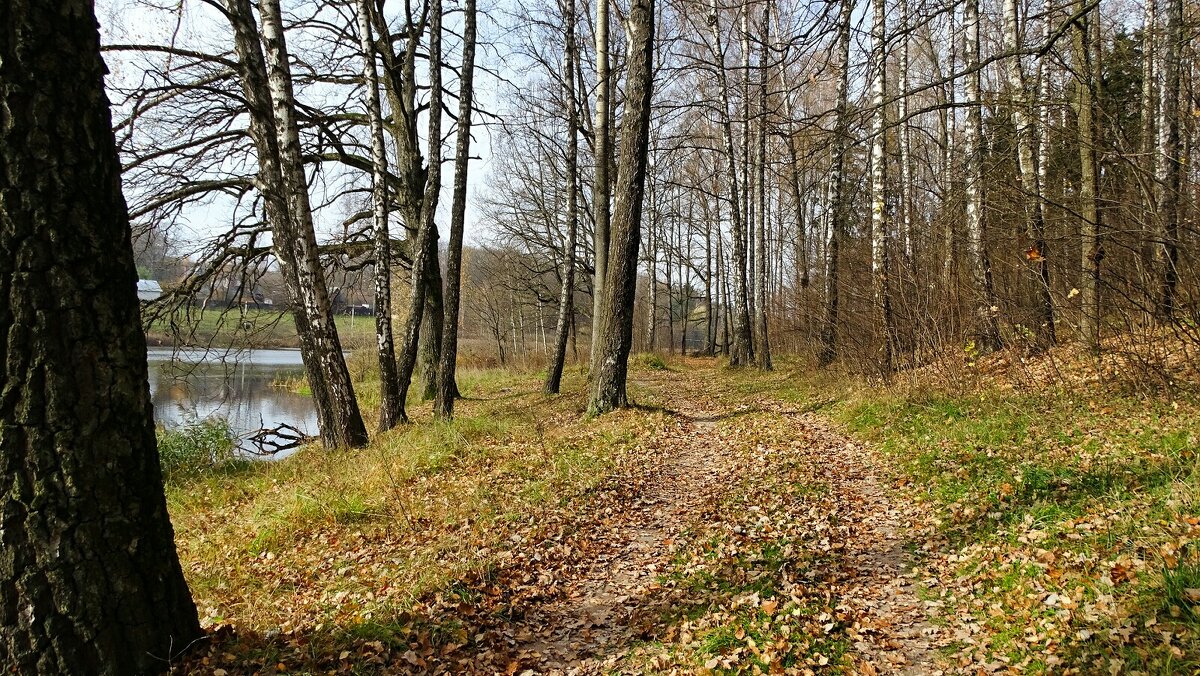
[588,0,655,414]
[1004,0,1055,347]
[897,0,914,262]
[754,0,773,371]
[356,0,402,430]
[396,0,443,421]
[590,0,612,365]
[546,0,578,394]
[869,0,896,371]
[435,0,477,416]
[708,0,755,366]
[0,2,202,670]
[259,0,369,447]
[1074,0,1102,351]
[964,0,1003,352]
[1153,0,1181,318]
[227,0,368,449]
[818,0,851,366]
[419,256,444,401]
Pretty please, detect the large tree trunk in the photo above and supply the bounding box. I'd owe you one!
[435,0,477,416]
[546,0,578,394]
[0,1,202,670]
[396,0,444,421]
[964,0,1003,352]
[818,0,851,366]
[590,0,612,365]
[259,0,368,447]
[1153,0,1181,319]
[707,0,755,366]
[356,0,402,430]
[588,0,655,415]
[869,0,896,371]
[1074,0,1103,351]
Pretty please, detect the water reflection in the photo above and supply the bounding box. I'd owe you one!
[147,348,318,440]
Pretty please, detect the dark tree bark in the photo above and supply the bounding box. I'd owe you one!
[588,0,655,415]
[395,0,444,421]
[435,0,478,416]
[356,0,402,430]
[0,1,202,671]
[546,0,580,395]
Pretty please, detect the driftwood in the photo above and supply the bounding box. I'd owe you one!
[239,422,311,456]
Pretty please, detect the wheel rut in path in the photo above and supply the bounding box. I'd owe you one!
[500,381,941,674]
[516,392,736,673]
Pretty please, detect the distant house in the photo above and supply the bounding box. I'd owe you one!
[137,279,163,303]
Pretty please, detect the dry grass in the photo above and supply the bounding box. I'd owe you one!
[166,364,643,636]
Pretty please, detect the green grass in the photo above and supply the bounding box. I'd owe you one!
[721,355,1200,670]
[157,418,245,480]
[146,307,377,349]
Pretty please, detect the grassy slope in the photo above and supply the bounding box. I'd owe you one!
[725,352,1200,673]
[167,349,1200,673]
[168,364,672,668]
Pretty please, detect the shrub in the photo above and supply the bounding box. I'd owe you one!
[158,418,237,480]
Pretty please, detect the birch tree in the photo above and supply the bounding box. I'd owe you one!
[356,0,402,430]
[869,0,896,370]
[546,0,580,394]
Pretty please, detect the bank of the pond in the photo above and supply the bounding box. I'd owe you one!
[145,308,378,350]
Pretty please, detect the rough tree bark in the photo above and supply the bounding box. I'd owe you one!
[356,0,402,430]
[395,0,443,421]
[435,0,477,416]
[588,0,655,414]
[964,0,1003,352]
[1074,0,1102,351]
[818,0,851,366]
[0,1,202,670]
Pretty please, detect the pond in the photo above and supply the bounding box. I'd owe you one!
[147,347,318,446]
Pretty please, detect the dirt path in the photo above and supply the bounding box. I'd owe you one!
[495,378,941,674]
[514,393,740,673]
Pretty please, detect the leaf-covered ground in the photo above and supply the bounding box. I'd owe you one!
[170,353,1200,674]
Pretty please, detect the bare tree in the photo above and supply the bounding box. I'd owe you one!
[435,0,478,417]
[589,0,656,414]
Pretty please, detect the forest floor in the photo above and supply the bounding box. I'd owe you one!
[170,348,1200,674]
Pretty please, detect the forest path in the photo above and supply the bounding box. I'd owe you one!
[500,366,942,674]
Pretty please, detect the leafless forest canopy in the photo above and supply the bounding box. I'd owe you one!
[108,0,1199,425]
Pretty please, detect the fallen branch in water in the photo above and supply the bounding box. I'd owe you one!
[240,422,312,456]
